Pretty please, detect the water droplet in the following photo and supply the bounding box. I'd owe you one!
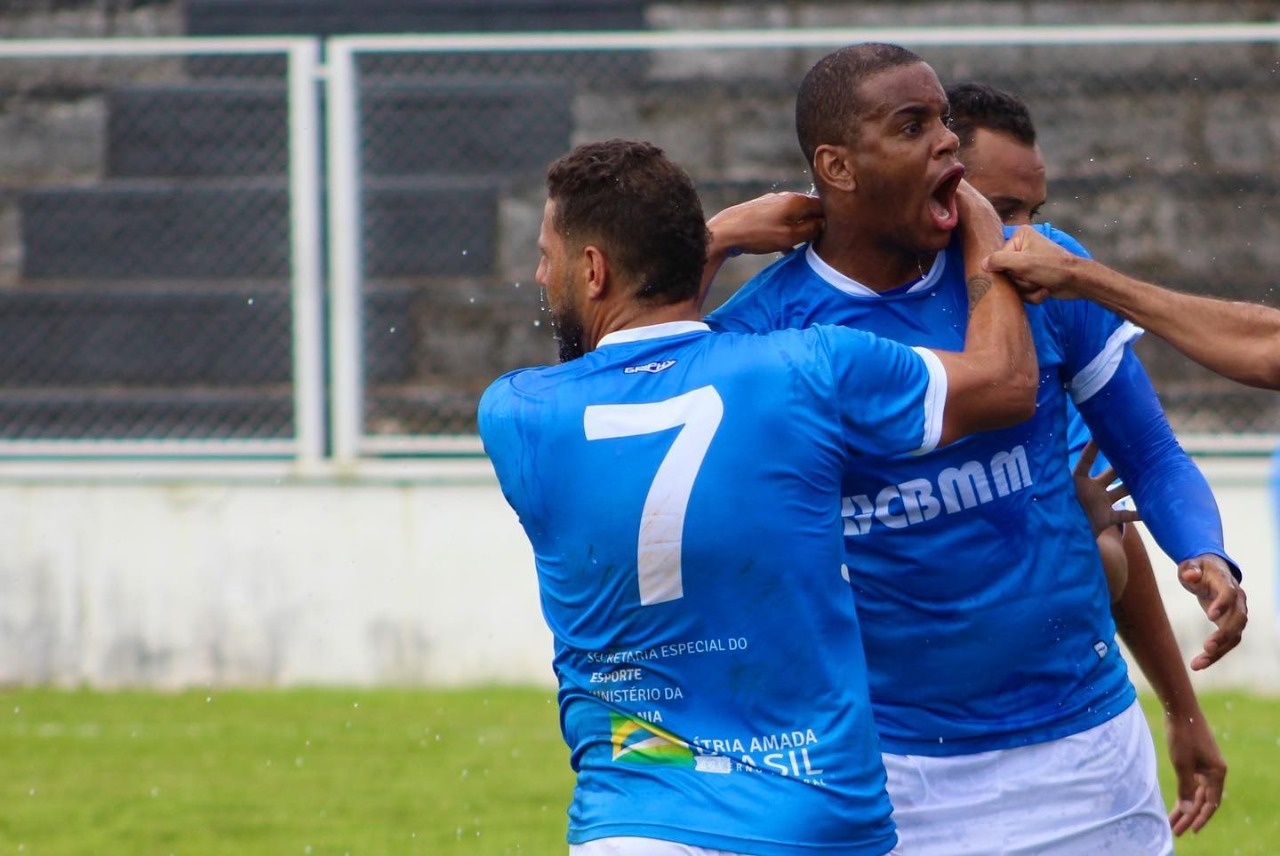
[247,297,255,305]
[533,320,541,327]
[462,249,469,256]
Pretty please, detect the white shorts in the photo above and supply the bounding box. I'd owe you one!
[883,700,1171,856]
[570,840,749,856]
[570,836,901,855]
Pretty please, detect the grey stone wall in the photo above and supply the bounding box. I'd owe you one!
[1,1,1278,436]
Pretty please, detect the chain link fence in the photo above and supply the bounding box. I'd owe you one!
[336,29,1280,450]
[0,40,322,453]
[2,28,1277,459]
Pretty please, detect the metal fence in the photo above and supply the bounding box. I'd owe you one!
[3,26,1279,466]
[0,38,324,461]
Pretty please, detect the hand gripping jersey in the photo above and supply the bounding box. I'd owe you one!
[480,320,948,854]
[706,225,1232,756]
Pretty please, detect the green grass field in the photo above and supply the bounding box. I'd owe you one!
[1,687,1276,855]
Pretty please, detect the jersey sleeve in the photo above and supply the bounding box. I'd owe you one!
[1075,346,1239,577]
[478,372,540,527]
[811,324,946,458]
[1065,398,1114,477]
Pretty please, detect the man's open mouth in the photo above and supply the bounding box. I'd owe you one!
[929,166,965,231]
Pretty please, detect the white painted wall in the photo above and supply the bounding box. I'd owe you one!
[0,455,1275,692]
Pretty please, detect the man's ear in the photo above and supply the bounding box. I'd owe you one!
[813,143,856,193]
[583,245,609,300]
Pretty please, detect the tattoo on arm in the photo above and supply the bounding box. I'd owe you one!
[967,273,994,314]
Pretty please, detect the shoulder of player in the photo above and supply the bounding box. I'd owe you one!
[709,245,811,312]
[1031,222,1092,259]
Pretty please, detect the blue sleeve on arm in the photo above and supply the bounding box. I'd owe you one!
[1076,349,1241,580]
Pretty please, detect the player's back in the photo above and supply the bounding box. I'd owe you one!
[479,320,932,854]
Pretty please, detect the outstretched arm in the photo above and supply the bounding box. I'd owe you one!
[986,225,1280,390]
[929,182,1038,446]
[1077,353,1248,669]
[700,192,824,309]
[1112,525,1227,835]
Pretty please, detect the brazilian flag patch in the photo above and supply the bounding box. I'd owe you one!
[609,712,695,767]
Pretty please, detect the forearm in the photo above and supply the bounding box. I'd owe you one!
[699,244,732,311]
[1071,261,1280,390]
[959,194,1038,403]
[1113,526,1204,718]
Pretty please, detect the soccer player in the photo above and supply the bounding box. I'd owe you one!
[478,138,1038,856]
[703,43,1246,855]
[948,80,1228,835]
[987,221,1280,389]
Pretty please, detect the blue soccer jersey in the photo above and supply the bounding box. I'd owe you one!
[479,320,948,854]
[706,224,1225,756]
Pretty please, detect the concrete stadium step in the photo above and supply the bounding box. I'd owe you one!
[20,177,500,280]
[186,0,646,37]
[0,286,293,385]
[359,77,572,177]
[106,82,289,179]
[105,78,572,180]
[183,0,648,83]
[0,387,295,441]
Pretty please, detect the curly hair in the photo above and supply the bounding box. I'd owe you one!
[545,139,709,306]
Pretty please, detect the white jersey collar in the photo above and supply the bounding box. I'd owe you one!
[804,244,947,298]
[597,320,711,348]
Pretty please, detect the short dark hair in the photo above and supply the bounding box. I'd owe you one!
[945,82,1037,151]
[795,42,924,167]
[545,139,708,306]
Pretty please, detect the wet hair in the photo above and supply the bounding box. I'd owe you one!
[545,139,708,306]
[945,82,1037,151]
[795,42,925,167]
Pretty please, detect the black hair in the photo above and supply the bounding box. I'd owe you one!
[546,139,708,305]
[945,82,1037,151]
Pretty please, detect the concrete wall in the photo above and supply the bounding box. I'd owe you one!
[1,455,1275,693]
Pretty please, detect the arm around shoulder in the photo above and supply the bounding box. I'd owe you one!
[930,183,1038,447]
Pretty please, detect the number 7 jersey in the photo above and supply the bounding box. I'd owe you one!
[479,320,945,855]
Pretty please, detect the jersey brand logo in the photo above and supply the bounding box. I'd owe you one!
[842,445,1034,536]
[624,359,677,375]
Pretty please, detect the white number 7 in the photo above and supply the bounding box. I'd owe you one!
[584,386,724,606]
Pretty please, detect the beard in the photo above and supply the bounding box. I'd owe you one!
[551,303,586,363]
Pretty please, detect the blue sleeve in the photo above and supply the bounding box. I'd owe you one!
[1064,399,1113,477]
[1075,348,1240,579]
[812,325,944,457]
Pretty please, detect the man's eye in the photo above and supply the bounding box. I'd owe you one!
[903,122,921,136]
